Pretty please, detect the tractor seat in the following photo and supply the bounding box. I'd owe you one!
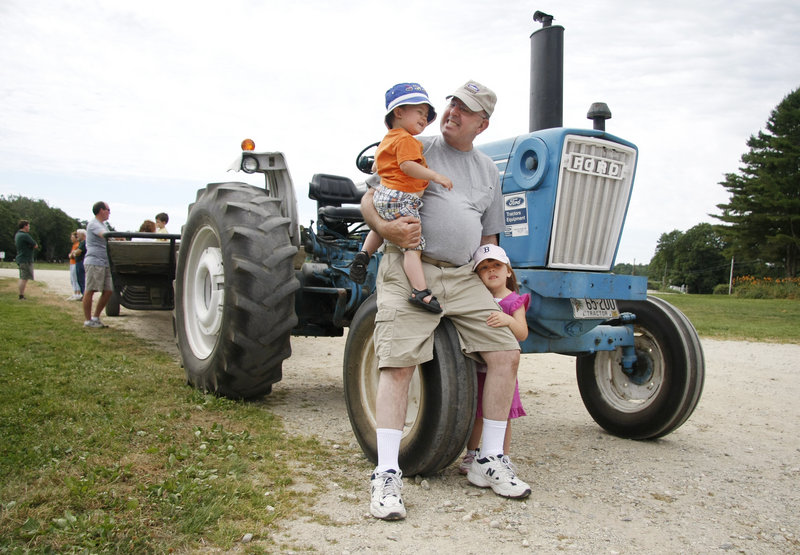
[309,173,365,224]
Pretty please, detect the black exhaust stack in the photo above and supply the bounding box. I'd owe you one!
[529,11,564,132]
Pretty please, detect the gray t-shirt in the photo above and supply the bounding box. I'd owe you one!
[415,135,504,265]
[84,218,110,267]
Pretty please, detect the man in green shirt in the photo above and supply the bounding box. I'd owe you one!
[14,219,39,300]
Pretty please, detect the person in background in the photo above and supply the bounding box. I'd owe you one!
[75,229,87,295]
[155,213,169,236]
[14,219,38,300]
[82,202,114,328]
[133,220,157,241]
[67,231,82,301]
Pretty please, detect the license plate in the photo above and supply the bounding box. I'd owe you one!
[571,298,619,319]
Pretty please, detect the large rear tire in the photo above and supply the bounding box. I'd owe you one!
[174,182,299,399]
[576,296,704,439]
[343,296,477,476]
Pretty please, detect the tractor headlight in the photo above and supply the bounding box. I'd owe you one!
[241,155,259,173]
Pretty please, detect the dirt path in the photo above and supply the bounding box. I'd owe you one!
[7,269,799,553]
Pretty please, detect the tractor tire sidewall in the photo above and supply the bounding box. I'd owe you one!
[343,295,477,476]
[174,182,299,399]
[576,297,704,439]
[650,296,705,435]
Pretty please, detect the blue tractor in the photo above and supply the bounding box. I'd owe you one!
[168,12,703,476]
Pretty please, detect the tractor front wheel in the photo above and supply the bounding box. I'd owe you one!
[576,296,704,439]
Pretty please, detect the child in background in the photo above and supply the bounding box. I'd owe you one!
[67,231,82,301]
[460,244,529,474]
[155,213,169,234]
[349,82,452,313]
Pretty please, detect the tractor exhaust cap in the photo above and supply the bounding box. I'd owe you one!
[587,102,612,131]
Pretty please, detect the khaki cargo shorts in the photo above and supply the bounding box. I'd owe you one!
[85,264,113,292]
[373,250,520,369]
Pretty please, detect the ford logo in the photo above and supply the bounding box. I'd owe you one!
[506,197,524,207]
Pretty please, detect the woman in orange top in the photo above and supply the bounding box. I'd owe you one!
[67,231,82,300]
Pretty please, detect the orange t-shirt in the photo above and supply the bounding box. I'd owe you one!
[375,128,428,194]
[69,240,79,265]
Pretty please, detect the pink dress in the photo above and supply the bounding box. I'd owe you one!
[475,291,530,420]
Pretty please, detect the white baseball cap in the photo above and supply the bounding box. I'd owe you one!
[472,244,510,270]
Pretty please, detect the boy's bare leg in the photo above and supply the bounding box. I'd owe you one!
[403,250,433,304]
[361,230,384,256]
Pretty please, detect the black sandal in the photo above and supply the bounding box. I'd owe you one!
[349,251,370,284]
[408,288,443,313]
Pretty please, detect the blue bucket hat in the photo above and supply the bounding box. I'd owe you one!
[384,82,437,128]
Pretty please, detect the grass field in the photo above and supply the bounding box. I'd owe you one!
[650,293,800,343]
[0,279,351,553]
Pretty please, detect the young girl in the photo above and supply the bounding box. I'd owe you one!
[460,244,529,474]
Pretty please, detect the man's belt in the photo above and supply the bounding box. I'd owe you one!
[384,245,459,268]
[420,254,458,268]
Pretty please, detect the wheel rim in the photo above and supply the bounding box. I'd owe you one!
[593,327,664,412]
[182,224,225,359]
[358,334,423,437]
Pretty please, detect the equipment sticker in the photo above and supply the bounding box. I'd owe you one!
[504,193,529,237]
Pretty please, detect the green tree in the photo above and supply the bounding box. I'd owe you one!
[0,202,19,261]
[714,87,800,277]
[612,262,650,277]
[673,224,728,293]
[649,225,728,293]
[649,230,683,287]
[2,195,81,261]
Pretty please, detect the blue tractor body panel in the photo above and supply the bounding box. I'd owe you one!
[478,128,647,355]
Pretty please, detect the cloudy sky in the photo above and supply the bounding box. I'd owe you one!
[1,0,798,264]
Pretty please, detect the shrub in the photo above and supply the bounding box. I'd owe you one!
[731,276,800,299]
[712,283,730,295]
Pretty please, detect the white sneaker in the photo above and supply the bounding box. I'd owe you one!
[467,454,531,499]
[83,319,107,328]
[370,469,406,520]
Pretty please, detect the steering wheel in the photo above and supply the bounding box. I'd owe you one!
[355,142,380,175]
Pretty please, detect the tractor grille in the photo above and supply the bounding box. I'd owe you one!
[548,135,637,270]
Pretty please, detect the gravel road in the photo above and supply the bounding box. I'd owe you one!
[8,268,800,553]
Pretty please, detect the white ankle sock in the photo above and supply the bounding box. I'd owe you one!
[480,418,507,457]
[375,428,402,472]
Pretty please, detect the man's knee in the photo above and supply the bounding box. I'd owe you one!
[381,366,416,383]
